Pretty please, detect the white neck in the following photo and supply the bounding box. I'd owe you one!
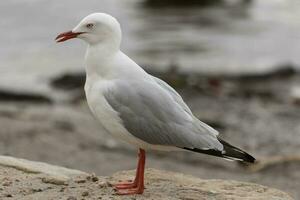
[84,43,150,82]
[84,42,119,79]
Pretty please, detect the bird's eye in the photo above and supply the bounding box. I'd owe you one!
[86,23,94,28]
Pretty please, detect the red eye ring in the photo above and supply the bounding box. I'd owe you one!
[86,23,94,28]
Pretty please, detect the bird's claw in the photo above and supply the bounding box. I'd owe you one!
[113,180,144,195]
[115,188,144,195]
[113,181,137,189]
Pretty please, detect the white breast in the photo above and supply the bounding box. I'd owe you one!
[85,79,135,142]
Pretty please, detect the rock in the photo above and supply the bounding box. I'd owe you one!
[47,64,300,104]
[50,73,85,91]
[0,156,87,182]
[141,0,251,8]
[0,156,293,200]
[230,64,297,81]
[0,90,52,104]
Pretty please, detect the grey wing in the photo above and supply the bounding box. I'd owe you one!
[152,76,219,138]
[104,79,223,151]
[151,76,192,116]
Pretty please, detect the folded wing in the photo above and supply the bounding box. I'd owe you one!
[103,78,223,151]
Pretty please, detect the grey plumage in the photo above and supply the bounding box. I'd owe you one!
[103,78,223,151]
[151,76,193,116]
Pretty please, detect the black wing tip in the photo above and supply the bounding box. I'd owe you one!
[237,151,256,163]
[219,138,256,163]
[183,139,256,164]
[245,152,256,163]
[183,147,256,163]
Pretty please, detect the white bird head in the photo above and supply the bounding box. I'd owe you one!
[56,13,122,47]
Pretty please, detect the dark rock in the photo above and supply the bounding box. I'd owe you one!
[53,120,74,132]
[5,194,12,197]
[148,65,188,89]
[67,197,77,200]
[48,64,299,105]
[50,73,85,91]
[142,0,225,8]
[0,90,52,104]
[81,191,89,197]
[75,179,86,184]
[231,64,297,81]
[141,0,252,8]
[92,176,99,182]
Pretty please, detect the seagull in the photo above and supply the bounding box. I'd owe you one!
[56,13,255,195]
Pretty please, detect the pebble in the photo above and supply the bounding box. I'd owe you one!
[5,194,13,198]
[82,191,89,197]
[67,197,77,200]
[2,181,12,186]
[92,176,99,182]
[75,179,86,184]
[32,188,43,193]
[98,182,108,188]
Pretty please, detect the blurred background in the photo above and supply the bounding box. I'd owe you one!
[0,0,299,199]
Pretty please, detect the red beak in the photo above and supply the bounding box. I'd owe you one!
[55,31,84,43]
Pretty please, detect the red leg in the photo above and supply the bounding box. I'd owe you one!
[115,149,146,195]
[113,149,142,189]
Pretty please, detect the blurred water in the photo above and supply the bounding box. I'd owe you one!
[0,0,300,91]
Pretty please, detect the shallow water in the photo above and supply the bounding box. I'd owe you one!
[1,0,300,91]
